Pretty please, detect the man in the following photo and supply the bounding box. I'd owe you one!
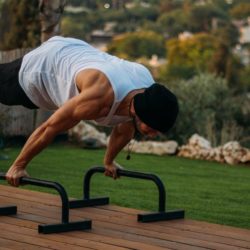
[0,36,179,187]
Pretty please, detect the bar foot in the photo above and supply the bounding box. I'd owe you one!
[0,206,17,216]
[138,210,185,222]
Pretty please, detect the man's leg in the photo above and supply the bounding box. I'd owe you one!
[0,58,38,109]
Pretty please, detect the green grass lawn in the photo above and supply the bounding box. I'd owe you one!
[0,144,250,230]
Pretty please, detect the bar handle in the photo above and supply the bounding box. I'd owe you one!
[0,172,69,223]
[83,166,166,212]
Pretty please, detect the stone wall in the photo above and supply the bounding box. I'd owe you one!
[178,134,250,165]
[69,122,250,165]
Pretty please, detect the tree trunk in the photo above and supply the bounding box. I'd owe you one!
[36,0,67,128]
[39,0,67,42]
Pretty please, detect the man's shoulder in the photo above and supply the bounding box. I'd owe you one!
[76,69,110,91]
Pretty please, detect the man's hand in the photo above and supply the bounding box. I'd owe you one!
[103,122,134,180]
[104,162,123,180]
[6,166,29,187]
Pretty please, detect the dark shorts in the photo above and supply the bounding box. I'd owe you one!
[0,57,38,109]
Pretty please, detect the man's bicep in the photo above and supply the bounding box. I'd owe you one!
[45,90,106,135]
[44,97,90,133]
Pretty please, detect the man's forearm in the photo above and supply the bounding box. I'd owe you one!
[12,123,56,169]
[104,123,134,165]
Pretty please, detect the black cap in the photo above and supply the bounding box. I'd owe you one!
[134,83,179,133]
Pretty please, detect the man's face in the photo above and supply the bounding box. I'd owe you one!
[134,116,160,138]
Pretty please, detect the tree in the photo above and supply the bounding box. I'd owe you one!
[0,0,41,50]
[159,0,182,14]
[39,0,67,42]
[35,0,67,128]
[189,4,228,32]
[107,31,166,59]
[210,24,242,87]
[157,9,189,38]
[61,14,92,40]
[165,33,218,80]
[230,3,250,20]
[239,64,250,92]
[163,31,241,84]
[0,1,10,43]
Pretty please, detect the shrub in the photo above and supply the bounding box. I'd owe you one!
[107,31,166,59]
[166,73,244,145]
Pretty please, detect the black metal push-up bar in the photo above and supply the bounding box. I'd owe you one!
[0,173,91,234]
[69,166,185,222]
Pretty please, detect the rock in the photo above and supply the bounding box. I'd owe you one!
[188,134,211,149]
[128,140,179,156]
[224,156,239,165]
[163,140,179,155]
[241,151,250,163]
[68,121,107,148]
[178,134,250,165]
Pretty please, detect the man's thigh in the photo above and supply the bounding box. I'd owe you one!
[0,58,37,109]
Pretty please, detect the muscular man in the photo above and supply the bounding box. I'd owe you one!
[0,36,179,186]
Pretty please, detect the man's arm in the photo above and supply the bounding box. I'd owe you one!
[104,121,135,179]
[6,91,105,186]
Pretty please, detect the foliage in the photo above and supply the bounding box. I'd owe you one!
[157,9,189,38]
[69,0,93,7]
[165,74,243,145]
[212,23,239,47]
[159,0,182,14]
[162,31,242,86]
[230,3,250,20]
[101,5,159,33]
[160,64,196,81]
[164,33,218,80]
[0,0,40,50]
[188,4,228,33]
[107,31,166,59]
[61,11,103,40]
[61,16,86,40]
[126,5,159,22]
[239,65,250,92]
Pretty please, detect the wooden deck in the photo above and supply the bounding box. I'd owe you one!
[0,185,250,250]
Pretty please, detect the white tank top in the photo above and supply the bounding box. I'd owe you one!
[19,36,154,126]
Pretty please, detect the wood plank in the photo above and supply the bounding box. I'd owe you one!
[0,221,131,250]
[94,220,250,249]
[69,208,250,250]
[0,224,92,250]
[0,217,168,250]
[1,195,248,250]
[0,193,249,246]
[0,200,179,250]
[0,198,166,249]
[94,204,250,241]
[1,185,250,250]
[103,204,250,235]
[0,195,201,249]
[0,238,48,250]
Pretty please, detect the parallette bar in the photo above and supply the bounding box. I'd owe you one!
[70,166,185,222]
[0,173,92,233]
